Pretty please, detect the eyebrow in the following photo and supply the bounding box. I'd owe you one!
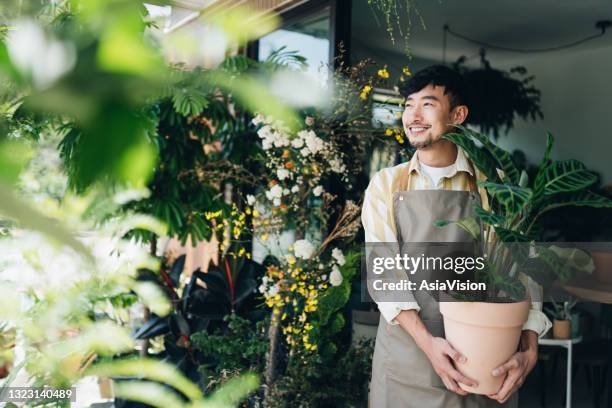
[405,95,440,103]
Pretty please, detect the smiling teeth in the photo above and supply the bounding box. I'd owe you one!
[411,127,428,132]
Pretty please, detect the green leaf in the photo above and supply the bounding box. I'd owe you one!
[202,372,260,408]
[112,381,186,408]
[473,202,506,226]
[442,133,500,182]
[87,358,203,402]
[434,217,480,240]
[457,125,520,184]
[495,228,532,243]
[543,159,597,195]
[0,181,93,261]
[478,181,532,215]
[539,190,612,214]
[531,132,554,209]
[0,140,31,185]
[518,170,529,188]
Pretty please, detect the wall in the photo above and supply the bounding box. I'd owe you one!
[495,44,612,185]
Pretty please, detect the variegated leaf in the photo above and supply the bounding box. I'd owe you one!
[478,181,533,215]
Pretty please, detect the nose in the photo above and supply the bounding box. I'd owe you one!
[403,105,423,125]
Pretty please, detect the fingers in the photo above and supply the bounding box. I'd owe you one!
[489,373,523,403]
[443,342,467,364]
[442,376,469,396]
[447,367,478,388]
[492,356,520,377]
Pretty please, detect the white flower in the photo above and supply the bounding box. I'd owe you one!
[265,184,283,201]
[330,265,343,286]
[252,114,264,125]
[329,157,346,173]
[313,185,324,197]
[291,185,300,193]
[246,194,256,205]
[299,130,324,155]
[291,137,304,149]
[300,147,311,157]
[283,188,290,195]
[321,274,327,281]
[273,198,281,206]
[277,168,290,180]
[293,239,315,260]
[331,248,346,266]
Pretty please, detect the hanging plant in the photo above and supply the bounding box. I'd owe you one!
[367,0,425,57]
[452,50,543,138]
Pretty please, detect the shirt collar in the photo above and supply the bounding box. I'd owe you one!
[407,145,475,178]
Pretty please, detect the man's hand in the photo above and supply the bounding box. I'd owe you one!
[423,337,478,396]
[395,310,477,396]
[487,330,538,403]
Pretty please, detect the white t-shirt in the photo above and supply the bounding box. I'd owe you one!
[419,162,454,188]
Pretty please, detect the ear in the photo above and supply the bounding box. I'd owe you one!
[452,105,469,125]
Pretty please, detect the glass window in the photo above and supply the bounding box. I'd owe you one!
[258,7,331,82]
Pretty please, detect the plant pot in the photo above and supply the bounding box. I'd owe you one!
[440,300,530,395]
[592,251,612,284]
[553,319,571,340]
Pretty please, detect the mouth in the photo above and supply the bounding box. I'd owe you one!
[407,125,431,137]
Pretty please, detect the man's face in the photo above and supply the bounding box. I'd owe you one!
[401,84,457,150]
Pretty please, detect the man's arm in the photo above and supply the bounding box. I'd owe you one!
[396,309,478,395]
[361,169,421,323]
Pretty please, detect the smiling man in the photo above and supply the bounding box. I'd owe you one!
[362,65,551,407]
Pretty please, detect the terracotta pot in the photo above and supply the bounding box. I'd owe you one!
[553,319,571,340]
[440,300,530,395]
[592,251,612,284]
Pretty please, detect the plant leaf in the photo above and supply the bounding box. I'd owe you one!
[87,358,203,402]
[473,202,506,226]
[543,159,598,195]
[434,217,480,240]
[442,132,500,182]
[540,191,612,214]
[457,125,520,184]
[478,181,532,214]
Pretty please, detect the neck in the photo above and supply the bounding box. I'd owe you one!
[417,139,457,167]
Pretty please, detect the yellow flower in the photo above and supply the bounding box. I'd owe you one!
[261,233,268,241]
[253,210,260,217]
[377,67,390,79]
[385,128,393,136]
[359,84,372,100]
[402,66,412,76]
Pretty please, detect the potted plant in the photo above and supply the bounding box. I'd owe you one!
[435,126,612,394]
[545,299,578,339]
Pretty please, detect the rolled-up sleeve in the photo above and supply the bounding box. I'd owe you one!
[522,275,552,337]
[362,169,420,325]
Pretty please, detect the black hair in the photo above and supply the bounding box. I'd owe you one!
[398,65,469,109]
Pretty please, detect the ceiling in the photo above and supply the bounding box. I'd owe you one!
[352,0,612,64]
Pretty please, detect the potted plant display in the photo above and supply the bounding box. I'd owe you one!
[435,126,611,394]
[545,299,578,339]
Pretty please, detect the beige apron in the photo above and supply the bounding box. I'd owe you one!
[369,169,518,408]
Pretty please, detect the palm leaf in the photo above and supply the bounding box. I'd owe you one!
[478,181,533,215]
[543,159,597,195]
[442,133,500,182]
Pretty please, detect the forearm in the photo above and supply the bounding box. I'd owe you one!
[520,330,538,370]
[395,309,433,353]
